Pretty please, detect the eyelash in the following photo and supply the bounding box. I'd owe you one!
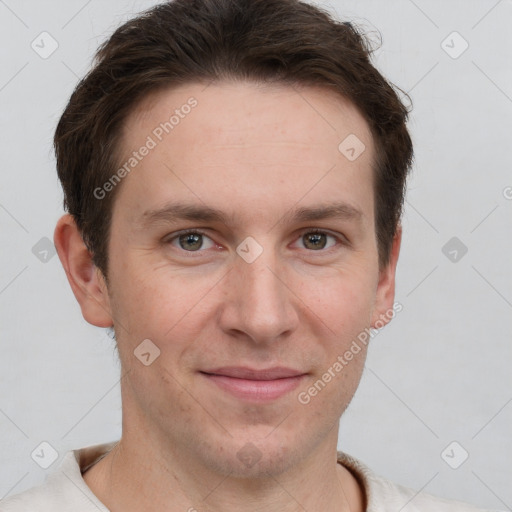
[165,228,346,254]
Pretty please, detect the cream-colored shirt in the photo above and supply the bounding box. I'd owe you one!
[0,442,500,511]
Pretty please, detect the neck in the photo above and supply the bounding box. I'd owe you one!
[83,430,364,512]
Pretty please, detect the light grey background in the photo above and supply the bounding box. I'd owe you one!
[1,0,511,509]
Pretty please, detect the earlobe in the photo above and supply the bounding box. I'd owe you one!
[370,226,402,329]
[53,214,113,328]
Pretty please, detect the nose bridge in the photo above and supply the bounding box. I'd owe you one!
[221,240,298,342]
[244,256,282,305]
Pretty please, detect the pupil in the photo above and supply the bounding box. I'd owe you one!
[180,233,202,251]
[305,233,326,250]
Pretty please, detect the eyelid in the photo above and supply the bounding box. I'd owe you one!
[164,228,216,250]
[292,228,347,251]
[163,227,348,253]
[164,227,205,239]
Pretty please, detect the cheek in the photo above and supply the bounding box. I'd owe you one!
[294,265,377,337]
[297,342,368,427]
[109,262,220,354]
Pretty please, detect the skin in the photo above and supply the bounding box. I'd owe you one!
[54,80,401,512]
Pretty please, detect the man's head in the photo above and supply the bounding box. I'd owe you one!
[54,0,412,279]
[53,0,412,480]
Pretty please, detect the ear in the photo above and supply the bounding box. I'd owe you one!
[53,214,113,328]
[370,225,402,328]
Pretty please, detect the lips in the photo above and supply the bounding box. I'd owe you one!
[200,366,307,402]
[201,366,305,380]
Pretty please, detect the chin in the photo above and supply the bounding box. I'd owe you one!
[194,431,303,479]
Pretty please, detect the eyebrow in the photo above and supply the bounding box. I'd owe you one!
[138,200,363,228]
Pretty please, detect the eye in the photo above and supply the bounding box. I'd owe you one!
[296,230,338,251]
[168,230,215,252]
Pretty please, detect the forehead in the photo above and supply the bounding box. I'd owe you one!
[126,80,372,151]
[114,80,375,227]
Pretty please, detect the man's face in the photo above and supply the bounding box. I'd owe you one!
[99,81,396,476]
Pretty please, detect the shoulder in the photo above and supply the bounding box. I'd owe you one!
[0,444,113,512]
[337,451,502,512]
[0,476,66,512]
[368,474,494,512]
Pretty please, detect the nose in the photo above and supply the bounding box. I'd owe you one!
[218,244,299,344]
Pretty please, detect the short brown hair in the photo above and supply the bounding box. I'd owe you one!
[54,0,413,277]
